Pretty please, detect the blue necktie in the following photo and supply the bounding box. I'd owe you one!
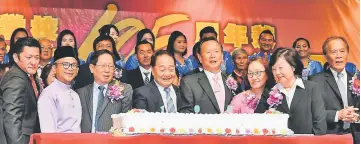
[95,86,105,131]
[164,87,176,113]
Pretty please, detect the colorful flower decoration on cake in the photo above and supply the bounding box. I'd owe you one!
[129,127,135,132]
[271,128,276,135]
[226,75,238,95]
[349,72,360,97]
[225,128,231,134]
[207,128,213,134]
[150,128,156,133]
[170,127,176,133]
[245,128,251,134]
[267,86,283,108]
[216,128,222,134]
[236,129,240,135]
[198,128,203,134]
[254,128,260,135]
[160,128,165,133]
[189,128,195,134]
[179,128,186,134]
[262,128,269,135]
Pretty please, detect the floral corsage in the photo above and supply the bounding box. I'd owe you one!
[349,72,360,97]
[107,68,125,103]
[226,76,238,95]
[267,86,283,108]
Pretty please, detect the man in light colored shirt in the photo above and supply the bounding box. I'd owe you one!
[38,46,81,133]
[133,50,180,112]
[76,50,133,133]
[178,37,233,114]
[310,36,359,144]
[124,40,154,90]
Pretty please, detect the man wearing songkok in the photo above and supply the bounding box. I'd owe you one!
[178,37,233,114]
[76,50,132,133]
[38,46,81,133]
[0,37,41,144]
[133,50,181,112]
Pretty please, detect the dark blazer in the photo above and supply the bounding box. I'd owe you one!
[310,69,360,135]
[73,63,126,90]
[256,80,327,135]
[76,82,133,133]
[0,65,41,144]
[124,67,153,90]
[133,80,181,112]
[178,71,233,114]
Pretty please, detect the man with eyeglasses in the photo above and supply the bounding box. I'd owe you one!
[76,50,132,133]
[37,38,54,77]
[249,30,276,61]
[38,46,82,133]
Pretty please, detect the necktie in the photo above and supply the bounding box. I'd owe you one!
[143,72,150,84]
[211,74,225,113]
[29,75,39,98]
[164,87,176,113]
[336,73,350,129]
[95,86,105,131]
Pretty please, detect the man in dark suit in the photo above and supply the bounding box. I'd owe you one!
[178,37,233,114]
[73,35,126,90]
[124,40,154,90]
[133,50,181,112]
[310,37,359,143]
[76,50,132,133]
[0,37,41,144]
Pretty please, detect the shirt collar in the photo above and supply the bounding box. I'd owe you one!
[139,65,152,74]
[330,68,346,78]
[54,78,71,89]
[277,77,305,90]
[93,82,108,91]
[204,69,222,79]
[154,80,173,91]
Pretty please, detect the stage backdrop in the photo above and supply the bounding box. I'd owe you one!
[0,0,359,68]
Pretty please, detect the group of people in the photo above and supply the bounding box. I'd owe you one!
[0,25,359,144]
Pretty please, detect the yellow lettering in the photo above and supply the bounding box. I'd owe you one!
[223,23,248,47]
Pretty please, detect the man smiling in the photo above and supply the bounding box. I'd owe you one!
[38,46,82,133]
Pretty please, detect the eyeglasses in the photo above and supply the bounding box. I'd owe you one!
[247,71,265,78]
[96,64,115,70]
[55,62,78,70]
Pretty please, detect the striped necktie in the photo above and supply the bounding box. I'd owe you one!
[164,87,176,113]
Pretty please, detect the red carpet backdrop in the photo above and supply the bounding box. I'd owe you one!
[0,0,359,68]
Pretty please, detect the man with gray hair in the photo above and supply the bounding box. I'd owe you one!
[37,37,54,76]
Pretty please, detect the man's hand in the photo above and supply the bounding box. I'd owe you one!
[339,106,359,123]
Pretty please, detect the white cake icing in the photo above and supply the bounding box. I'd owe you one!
[110,111,294,136]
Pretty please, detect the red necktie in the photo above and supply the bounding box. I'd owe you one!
[29,75,39,98]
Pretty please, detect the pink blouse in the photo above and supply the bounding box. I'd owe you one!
[229,90,261,113]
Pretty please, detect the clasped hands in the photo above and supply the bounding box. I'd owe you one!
[338,106,359,123]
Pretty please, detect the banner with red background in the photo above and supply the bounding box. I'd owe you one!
[0,0,359,68]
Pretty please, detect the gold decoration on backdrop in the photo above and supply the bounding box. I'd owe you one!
[224,23,248,47]
[30,16,58,41]
[0,14,26,40]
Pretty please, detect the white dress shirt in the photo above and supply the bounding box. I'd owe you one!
[204,70,225,94]
[330,68,348,122]
[91,82,108,133]
[139,66,152,83]
[276,77,305,109]
[154,81,177,112]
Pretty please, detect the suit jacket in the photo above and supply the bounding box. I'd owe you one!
[0,65,41,144]
[178,71,233,114]
[256,80,327,135]
[310,69,360,134]
[73,63,127,90]
[76,82,133,133]
[124,67,153,90]
[133,81,181,112]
